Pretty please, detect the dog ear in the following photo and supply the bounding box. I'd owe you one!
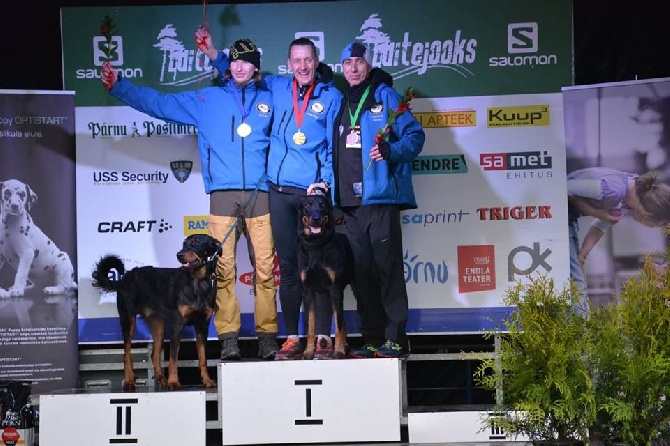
[207,236,222,258]
[24,183,38,211]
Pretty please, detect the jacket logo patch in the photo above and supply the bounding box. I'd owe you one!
[310,102,325,113]
[370,104,384,114]
[257,102,271,114]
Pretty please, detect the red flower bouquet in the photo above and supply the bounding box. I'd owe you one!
[100,15,117,101]
[99,15,117,62]
[367,86,416,171]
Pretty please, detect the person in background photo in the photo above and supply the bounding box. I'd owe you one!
[195,27,344,360]
[101,38,280,361]
[332,42,425,359]
[568,167,670,313]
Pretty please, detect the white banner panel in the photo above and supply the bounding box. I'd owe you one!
[406,93,568,309]
[39,390,206,446]
[75,105,258,342]
[218,359,401,445]
[76,92,569,341]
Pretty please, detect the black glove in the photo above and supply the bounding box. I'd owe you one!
[377,142,391,160]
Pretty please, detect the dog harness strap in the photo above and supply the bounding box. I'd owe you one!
[208,173,267,262]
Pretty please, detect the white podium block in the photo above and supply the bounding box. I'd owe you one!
[408,411,530,443]
[218,358,401,445]
[39,390,206,446]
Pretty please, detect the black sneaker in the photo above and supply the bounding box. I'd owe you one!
[257,335,279,360]
[220,337,241,360]
[374,340,410,359]
[349,343,379,359]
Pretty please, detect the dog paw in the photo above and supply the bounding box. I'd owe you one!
[202,377,216,388]
[0,288,9,299]
[8,286,25,297]
[167,380,182,391]
[43,286,66,295]
[333,350,347,359]
[154,373,168,387]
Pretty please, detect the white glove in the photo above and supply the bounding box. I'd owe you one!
[307,182,328,196]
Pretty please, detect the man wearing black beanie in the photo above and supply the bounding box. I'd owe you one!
[102,35,280,363]
[229,39,261,70]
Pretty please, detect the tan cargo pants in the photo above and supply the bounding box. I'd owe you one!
[208,212,278,336]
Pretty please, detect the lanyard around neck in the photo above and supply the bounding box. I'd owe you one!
[347,86,371,127]
[292,80,316,129]
[233,84,257,122]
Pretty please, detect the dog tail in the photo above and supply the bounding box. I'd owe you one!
[92,255,125,292]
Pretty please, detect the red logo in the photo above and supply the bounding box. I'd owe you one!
[479,151,552,171]
[457,245,496,293]
[477,205,552,220]
[239,255,281,285]
[2,427,20,446]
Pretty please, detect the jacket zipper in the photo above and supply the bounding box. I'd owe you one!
[241,88,246,189]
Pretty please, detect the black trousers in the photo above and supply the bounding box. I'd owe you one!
[269,187,332,337]
[343,204,409,348]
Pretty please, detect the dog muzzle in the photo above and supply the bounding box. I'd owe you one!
[177,251,205,271]
[182,258,205,271]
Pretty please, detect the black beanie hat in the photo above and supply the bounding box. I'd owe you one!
[229,39,261,70]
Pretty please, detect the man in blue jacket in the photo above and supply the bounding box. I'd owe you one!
[332,42,425,359]
[196,28,343,360]
[101,39,279,361]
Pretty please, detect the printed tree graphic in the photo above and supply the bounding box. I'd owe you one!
[153,24,187,83]
[356,14,391,66]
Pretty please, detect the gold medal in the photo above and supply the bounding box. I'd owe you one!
[291,81,314,147]
[237,122,252,137]
[293,131,306,145]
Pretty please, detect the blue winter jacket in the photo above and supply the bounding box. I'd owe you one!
[211,52,342,190]
[335,79,425,210]
[109,78,272,194]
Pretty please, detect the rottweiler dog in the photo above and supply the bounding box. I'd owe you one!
[92,234,221,391]
[298,190,352,359]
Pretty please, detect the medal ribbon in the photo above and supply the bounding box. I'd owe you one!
[233,84,258,123]
[292,80,316,130]
[347,86,371,127]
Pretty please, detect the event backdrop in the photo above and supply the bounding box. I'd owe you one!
[0,90,78,394]
[61,0,574,342]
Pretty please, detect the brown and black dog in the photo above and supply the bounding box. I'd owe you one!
[92,234,221,390]
[298,190,353,359]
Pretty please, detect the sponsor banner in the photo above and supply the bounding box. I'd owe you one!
[61,0,572,106]
[402,93,569,311]
[0,90,78,394]
[76,91,568,341]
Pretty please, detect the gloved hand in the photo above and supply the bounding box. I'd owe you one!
[377,142,391,160]
[307,182,329,196]
[370,142,391,162]
[101,61,117,90]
